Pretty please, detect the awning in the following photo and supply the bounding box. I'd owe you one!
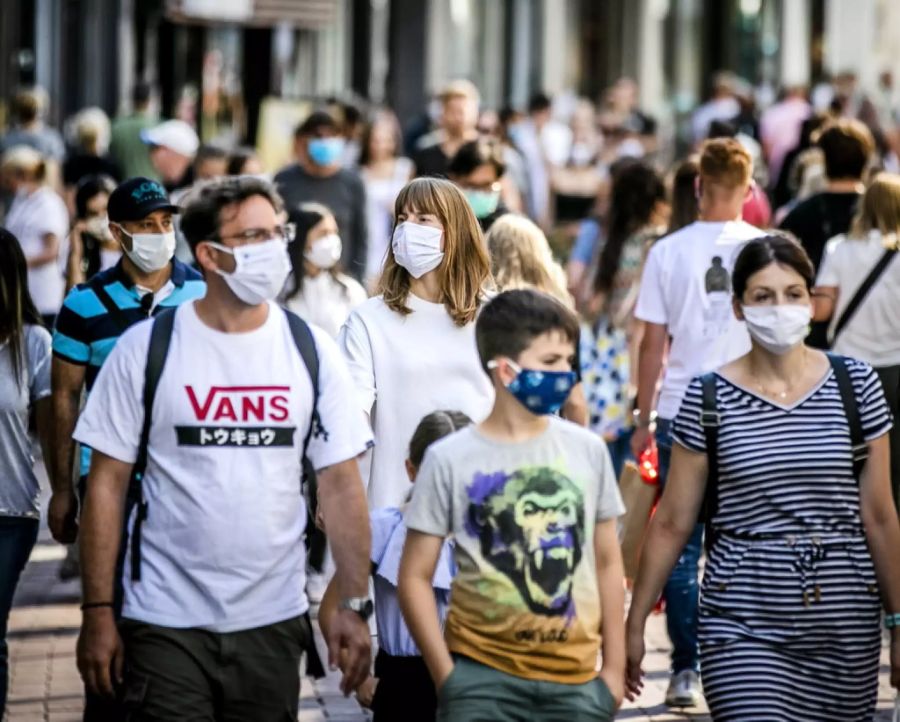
[166,0,338,28]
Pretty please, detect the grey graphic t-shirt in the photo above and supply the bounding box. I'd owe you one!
[405,416,624,683]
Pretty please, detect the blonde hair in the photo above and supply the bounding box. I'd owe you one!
[379,177,492,326]
[486,214,572,307]
[850,173,900,239]
[1,145,46,183]
[70,107,111,154]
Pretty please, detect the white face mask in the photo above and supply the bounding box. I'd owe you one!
[208,238,292,306]
[114,225,176,273]
[86,215,111,239]
[742,304,811,355]
[392,221,444,279]
[305,233,342,270]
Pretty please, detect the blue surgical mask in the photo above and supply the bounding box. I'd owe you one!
[307,137,345,166]
[489,358,577,415]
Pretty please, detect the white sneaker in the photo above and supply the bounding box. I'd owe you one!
[665,669,702,707]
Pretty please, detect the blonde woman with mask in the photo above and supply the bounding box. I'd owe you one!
[339,178,494,509]
[815,173,900,512]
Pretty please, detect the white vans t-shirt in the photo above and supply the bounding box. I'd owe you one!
[339,294,494,510]
[635,220,764,419]
[818,231,900,366]
[74,301,372,632]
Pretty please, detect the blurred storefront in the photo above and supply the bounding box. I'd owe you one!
[4,0,900,153]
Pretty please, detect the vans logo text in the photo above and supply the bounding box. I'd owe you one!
[185,386,290,423]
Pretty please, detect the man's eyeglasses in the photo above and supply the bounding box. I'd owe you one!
[214,223,296,245]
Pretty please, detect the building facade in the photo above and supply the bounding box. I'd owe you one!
[3,0,900,149]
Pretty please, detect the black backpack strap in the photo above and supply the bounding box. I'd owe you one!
[700,373,720,554]
[284,311,322,451]
[129,308,177,581]
[284,311,329,571]
[92,280,136,335]
[832,249,897,344]
[827,353,868,482]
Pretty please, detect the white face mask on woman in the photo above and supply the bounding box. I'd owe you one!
[305,233,342,270]
[741,304,811,355]
[208,238,292,306]
[391,221,444,278]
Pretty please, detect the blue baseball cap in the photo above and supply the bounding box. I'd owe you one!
[108,177,179,222]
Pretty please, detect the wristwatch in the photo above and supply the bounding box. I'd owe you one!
[339,596,374,622]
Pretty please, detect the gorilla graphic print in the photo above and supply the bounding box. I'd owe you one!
[466,467,585,616]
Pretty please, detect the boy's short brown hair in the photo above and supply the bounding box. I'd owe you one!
[475,289,580,373]
[699,137,752,190]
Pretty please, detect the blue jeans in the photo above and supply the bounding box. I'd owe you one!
[605,428,633,481]
[656,419,702,674]
[0,516,39,713]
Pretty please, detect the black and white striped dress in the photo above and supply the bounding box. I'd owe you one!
[672,358,892,722]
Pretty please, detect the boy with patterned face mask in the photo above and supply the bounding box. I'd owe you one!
[399,288,626,722]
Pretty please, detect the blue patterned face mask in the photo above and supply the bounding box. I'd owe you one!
[490,358,577,415]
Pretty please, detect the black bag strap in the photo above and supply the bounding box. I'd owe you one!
[826,353,868,481]
[832,249,897,343]
[284,310,322,457]
[284,310,329,571]
[699,373,720,554]
[129,307,177,581]
[92,280,136,334]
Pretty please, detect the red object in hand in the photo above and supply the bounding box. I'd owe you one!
[638,445,659,484]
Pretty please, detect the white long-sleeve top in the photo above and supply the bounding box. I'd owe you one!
[338,293,494,509]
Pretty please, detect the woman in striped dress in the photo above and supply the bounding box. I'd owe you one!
[625,235,900,720]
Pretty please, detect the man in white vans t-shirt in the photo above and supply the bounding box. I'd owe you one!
[74,177,374,719]
[629,138,764,708]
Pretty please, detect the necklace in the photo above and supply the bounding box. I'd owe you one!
[756,382,791,400]
[751,348,808,401]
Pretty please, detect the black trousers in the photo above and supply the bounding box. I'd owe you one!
[875,365,900,513]
[371,649,437,722]
[116,615,311,722]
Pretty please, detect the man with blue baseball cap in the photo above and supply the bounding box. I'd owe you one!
[51,175,206,718]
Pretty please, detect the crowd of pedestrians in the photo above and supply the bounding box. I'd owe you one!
[1,68,900,722]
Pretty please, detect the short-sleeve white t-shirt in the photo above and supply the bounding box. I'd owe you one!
[74,301,373,632]
[817,231,900,367]
[5,187,69,315]
[635,220,764,419]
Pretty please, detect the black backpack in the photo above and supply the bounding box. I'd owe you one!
[123,306,327,583]
[699,353,867,553]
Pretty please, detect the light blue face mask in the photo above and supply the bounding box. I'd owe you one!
[464,189,501,219]
[307,137,345,166]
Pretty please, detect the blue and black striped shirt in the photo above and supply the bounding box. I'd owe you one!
[52,259,206,475]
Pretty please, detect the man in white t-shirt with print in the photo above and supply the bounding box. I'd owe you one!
[630,138,764,708]
[74,176,374,720]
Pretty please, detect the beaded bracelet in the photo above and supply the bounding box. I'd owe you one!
[884,613,900,629]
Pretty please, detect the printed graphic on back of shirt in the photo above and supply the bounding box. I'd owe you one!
[702,252,738,339]
[466,465,585,629]
[176,385,296,447]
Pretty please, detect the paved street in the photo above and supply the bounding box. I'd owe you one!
[6,465,897,720]
[9,536,897,721]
